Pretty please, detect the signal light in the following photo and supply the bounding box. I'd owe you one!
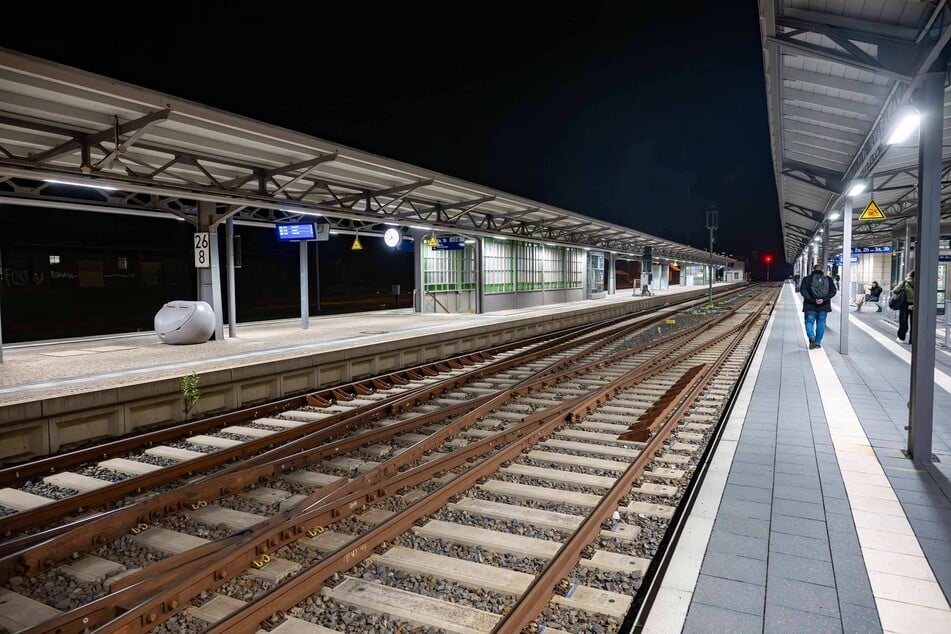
[764,255,773,264]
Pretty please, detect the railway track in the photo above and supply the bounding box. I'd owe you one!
[0,284,776,634]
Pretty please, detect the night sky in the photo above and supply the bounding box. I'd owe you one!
[3,1,782,268]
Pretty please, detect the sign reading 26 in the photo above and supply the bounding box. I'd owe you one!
[194,232,211,268]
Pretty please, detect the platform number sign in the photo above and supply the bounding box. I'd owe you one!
[194,232,211,268]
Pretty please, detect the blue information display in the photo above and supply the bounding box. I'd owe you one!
[432,236,465,250]
[276,223,316,241]
[852,246,892,254]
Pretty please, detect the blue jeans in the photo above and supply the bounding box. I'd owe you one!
[804,310,828,344]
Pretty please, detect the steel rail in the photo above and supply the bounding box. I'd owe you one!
[0,290,760,581]
[169,294,772,634]
[626,285,778,632]
[493,299,771,632]
[0,287,746,553]
[43,294,764,634]
[8,289,755,605]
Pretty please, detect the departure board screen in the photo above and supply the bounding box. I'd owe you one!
[275,223,316,241]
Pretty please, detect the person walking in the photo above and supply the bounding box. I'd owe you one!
[800,263,837,349]
[893,270,915,343]
[855,281,883,312]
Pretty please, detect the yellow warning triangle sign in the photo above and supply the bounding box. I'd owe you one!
[859,200,886,221]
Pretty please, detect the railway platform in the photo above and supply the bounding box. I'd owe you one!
[0,283,733,464]
[647,281,951,634]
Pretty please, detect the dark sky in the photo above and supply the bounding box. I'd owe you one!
[2,1,782,264]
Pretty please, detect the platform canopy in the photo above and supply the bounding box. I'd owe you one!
[0,48,727,266]
[759,0,951,262]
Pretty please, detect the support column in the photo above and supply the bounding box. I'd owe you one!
[640,247,652,296]
[820,222,828,272]
[908,70,944,463]
[840,201,852,355]
[225,217,237,338]
[903,222,913,281]
[608,252,616,295]
[314,241,321,313]
[411,230,425,312]
[299,241,309,330]
[197,201,224,340]
[476,237,485,314]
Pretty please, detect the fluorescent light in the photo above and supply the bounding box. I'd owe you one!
[847,182,867,197]
[44,179,117,191]
[828,212,840,221]
[409,225,431,231]
[886,107,920,145]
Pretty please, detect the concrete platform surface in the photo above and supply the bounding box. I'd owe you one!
[0,284,731,405]
[646,281,951,634]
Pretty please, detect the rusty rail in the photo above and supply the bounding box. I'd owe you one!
[494,295,771,632]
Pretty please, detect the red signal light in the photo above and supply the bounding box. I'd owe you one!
[764,254,774,264]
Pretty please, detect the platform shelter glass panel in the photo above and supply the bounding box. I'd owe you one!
[484,238,514,294]
[567,248,584,288]
[423,244,476,292]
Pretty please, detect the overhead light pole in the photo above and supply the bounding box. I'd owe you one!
[705,205,718,304]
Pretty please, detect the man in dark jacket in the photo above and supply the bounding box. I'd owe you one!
[799,264,837,349]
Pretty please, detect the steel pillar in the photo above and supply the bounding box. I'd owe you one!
[299,241,309,330]
[476,237,485,314]
[903,222,913,281]
[840,200,852,355]
[412,230,424,312]
[314,241,321,313]
[0,247,4,364]
[608,252,616,295]
[225,217,237,338]
[197,201,224,340]
[908,71,944,464]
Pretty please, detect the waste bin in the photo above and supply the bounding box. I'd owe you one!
[154,300,215,344]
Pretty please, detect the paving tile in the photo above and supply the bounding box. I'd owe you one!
[919,537,951,563]
[902,502,951,524]
[766,577,840,618]
[764,604,842,634]
[824,510,856,534]
[767,552,835,587]
[773,472,822,490]
[828,527,863,556]
[699,552,767,586]
[774,461,819,477]
[691,574,765,617]
[774,484,824,504]
[717,498,772,521]
[683,601,762,634]
[727,472,774,489]
[769,532,831,562]
[712,514,770,539]
[772,498,826,522]
[770,514,828,540]
[729,462,775,477]
[830,570,877,608]
[723,484,773,505]
[907,517,951,541]
[732,451,776,466]
[707,530,768,560]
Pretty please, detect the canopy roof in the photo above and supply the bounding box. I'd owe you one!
[0,48,728,265]
[758,0,951,262]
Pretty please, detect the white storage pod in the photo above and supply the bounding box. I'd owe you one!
[154,300,215,344]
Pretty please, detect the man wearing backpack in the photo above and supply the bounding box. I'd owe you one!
[799,264,837,349]
[892,270,915,343]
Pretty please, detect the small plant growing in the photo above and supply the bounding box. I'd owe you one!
[181,372,200,419]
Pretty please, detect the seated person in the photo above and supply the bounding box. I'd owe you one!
[855,281,883,311]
